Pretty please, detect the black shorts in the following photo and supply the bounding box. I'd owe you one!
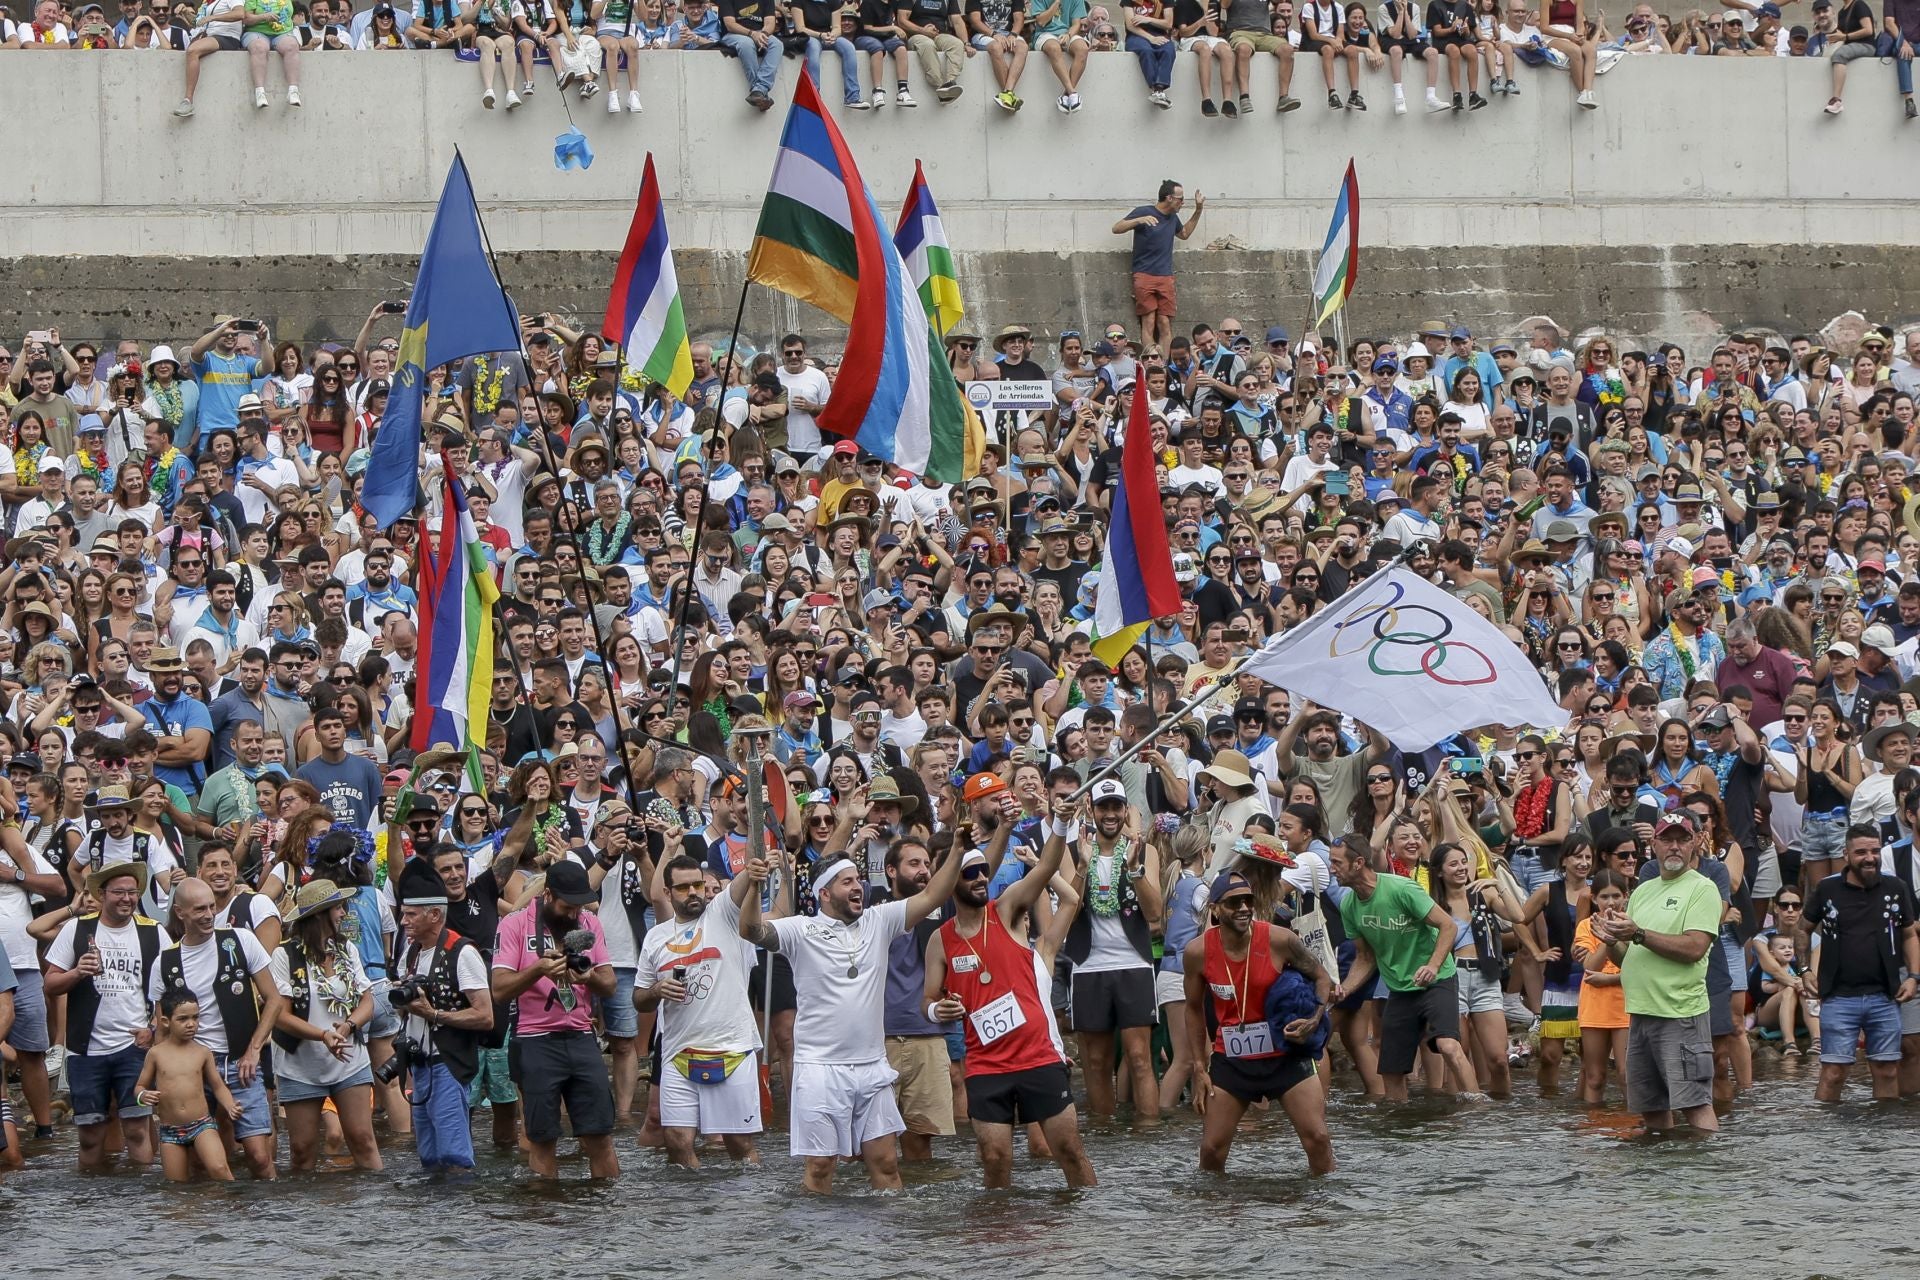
[1209,1050,1316,1104]
[747,952,796,1015]
[1432,32,1474,50]
[1069,968,1158,1033]
[1383,35,1431,56]
[966,1063,1074,1126]
[509,1030,615,1143]
[1378,976,1462,1075]
[206,33,244,50]
[1299,31,1334,54]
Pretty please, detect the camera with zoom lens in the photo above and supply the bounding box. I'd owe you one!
[372,1035,420,1085]
[561,928,596,974]
[389,977,425,1007]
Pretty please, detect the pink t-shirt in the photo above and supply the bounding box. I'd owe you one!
[491,903,610,1036]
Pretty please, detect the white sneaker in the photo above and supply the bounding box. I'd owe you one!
[897,88,917,107]
[483,87,497,109]
[1576,89,1597,109]
[505,88,522,110]
[1058,94,1071,113]
[1067,92,1082,112]
[173,97,195,118]
[628,90,642,113]
[254,86,268,109]
[581,78,598,99]
[287,85,301,107]
[1425,92,1448,113]
[1393,96,1406,115]
[872,88,888,108]
[607,89,622,112]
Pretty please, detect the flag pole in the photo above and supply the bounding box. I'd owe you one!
[663,272,751,725]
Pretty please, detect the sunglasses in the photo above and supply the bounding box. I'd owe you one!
[961,865,992,881]
[1367,773,1393,784]
[1514,750,1539,761]
[1777,901,1802,910]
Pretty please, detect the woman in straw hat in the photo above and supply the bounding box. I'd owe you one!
[272,878,382,1172]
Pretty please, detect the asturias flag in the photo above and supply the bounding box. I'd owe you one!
[746,71,963,483]
[1091,379,1179,664]
[893,160,964,338]
[410,467,501,767]
[1311,160,1360,328]
[362,153,522,529]
[604,153,693,399]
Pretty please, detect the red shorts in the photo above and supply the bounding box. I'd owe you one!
[1132,272,1176,319]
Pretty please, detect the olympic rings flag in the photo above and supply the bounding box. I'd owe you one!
[1239,566,1563,751]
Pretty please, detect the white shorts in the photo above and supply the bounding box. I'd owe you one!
[1749,845,1783,900]
[1035,31,1089,51]
[1155,968,1187,1008]
[789,1059,903,1158]
[658,1050,763,1136]
[1179,35,1226,51]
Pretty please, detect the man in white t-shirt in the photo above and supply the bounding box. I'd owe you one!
[635,852,765,1166]
[737,844,964,1193]
[1279,420,1341,507]
[775,336,833,458]
[42,861,160,1168]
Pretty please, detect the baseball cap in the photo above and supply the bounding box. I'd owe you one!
[1089,779,1127,805]
[1655,810,1699,836]
[962,772,1009,803]
[1827,640,1860,659]
[544,858,599,906]
[1206,714,1235,737]
[1209,870,1254,903]
[1265,325,1289,345]
[832,440,858,457]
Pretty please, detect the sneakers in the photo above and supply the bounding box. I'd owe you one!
[1824,96,1844,115]
[607,89,622,112]
[173,97,194,118]
[1058,93,1072,113]
[1222,97,1238,117]
[996,89,1018,111]
[1007,91,1023,111]
[849,95,871,110]
[1576,89,1597,109]
[1451,92,1463,111]
[288,85,302,108]
[1066,92,1083,112]
[1149,88,1170,108]
[1908,97,1918,119]
[505,88,522,110]
[556,69,577,90]
[1201,97,1218,117]
[1393,96,1407,115]
[1276,94,1301,112]
[1468,91,1487,110]
[897,88,918,107]
[1238,93,1253,113]
[1348,89,1365,111]
[1426,92,1448,112]
[872,88,888,108]
[629,90,643,113]
[936,82,963,102]
[1505,76,1519,95]
[483,86,497,109]
[521,80,535,96]
[254,86,268,109]
[1327,91,1343,110]
[747,90,773,111]
[580,78,599,99]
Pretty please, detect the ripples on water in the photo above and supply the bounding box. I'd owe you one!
[4,1056,1913,1279]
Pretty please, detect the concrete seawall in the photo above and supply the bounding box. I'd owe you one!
[6,50,1915,351]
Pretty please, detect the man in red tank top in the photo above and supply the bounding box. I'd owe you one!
[924,809,1097,1190]
[1182,871,1335,1175]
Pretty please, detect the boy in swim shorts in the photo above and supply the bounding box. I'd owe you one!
[136,992,241,1183]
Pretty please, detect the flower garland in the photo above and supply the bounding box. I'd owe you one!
[145,444,182,503]
[148,378,183,427]
[467,356,511,417]
[12,442,44,488]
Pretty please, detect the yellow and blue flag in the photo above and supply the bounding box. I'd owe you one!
[362,153,522,528]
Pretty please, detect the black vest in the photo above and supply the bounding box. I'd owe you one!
[400,929,484,1085]
[1064,839,1155,966]
[156,929,261,1057]
[66,914,163,1055]
[222,889,263,936]
[270,936,317,1055]
[87,828,156,867]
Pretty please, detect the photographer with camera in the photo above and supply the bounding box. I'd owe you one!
[490,859,620,1179]
[390,858,494,1170]
[577,800,649,1126]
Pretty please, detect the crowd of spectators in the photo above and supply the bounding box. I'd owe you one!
[6,0,1913,118]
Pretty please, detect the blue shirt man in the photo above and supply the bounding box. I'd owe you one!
[189,321,267,436]
[140,651,215,795]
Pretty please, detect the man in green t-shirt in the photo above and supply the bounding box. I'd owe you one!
[1330,834,1480,1101]
[1591,809,1721,1135]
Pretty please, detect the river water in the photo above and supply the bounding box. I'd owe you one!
[5,1056,1910,1279]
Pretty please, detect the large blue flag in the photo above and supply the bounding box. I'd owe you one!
[362,154,522,528]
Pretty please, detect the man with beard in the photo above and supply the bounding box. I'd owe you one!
[138,647,213,799]
[199,840,280,953]
[432,843,520,1152]
[1184,870,1334,1175]
[1589,810,1724,1133]
[924,803,1094,1189]
[1800,828,1920,1101]
[1273,704,1390,832]
[1063,779,1163,1122]
[491,860,620,1178]
[736,836,965,1194]
[881,833,974,1162]
[634,853,764,1167]
[344,544,416,629]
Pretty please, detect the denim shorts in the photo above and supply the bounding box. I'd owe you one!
[5,969,49,1053]
[1800,811,1850,863]
[69,1044,152,1126]
[366,977,404,1041]
[1819,993,1903,1064]
[598,966,639,1039]
[1508,850,1562,894]
[278,1064,374,1104]
[213,1052,275,1139]
[854,34,904,53]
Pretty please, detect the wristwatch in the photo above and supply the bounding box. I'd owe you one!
[1631,927,1647,947]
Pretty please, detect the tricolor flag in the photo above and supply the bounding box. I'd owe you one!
[410,465,500,786]
[1311,160,1360,328]
[603,153,693,399]
[746,71,963,483]
[893,161,964,338]
[362,154,521,529]
[1091,377,1180,665]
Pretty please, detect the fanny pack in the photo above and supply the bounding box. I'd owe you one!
[671,1048,751,1085]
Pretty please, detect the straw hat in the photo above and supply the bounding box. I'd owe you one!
[1198,749,1255,790]
[85,860,149,897]
[287,878,356,923]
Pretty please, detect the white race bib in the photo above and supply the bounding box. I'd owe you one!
[968,991,1027,1046]
[1220,1020,1276,1059]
